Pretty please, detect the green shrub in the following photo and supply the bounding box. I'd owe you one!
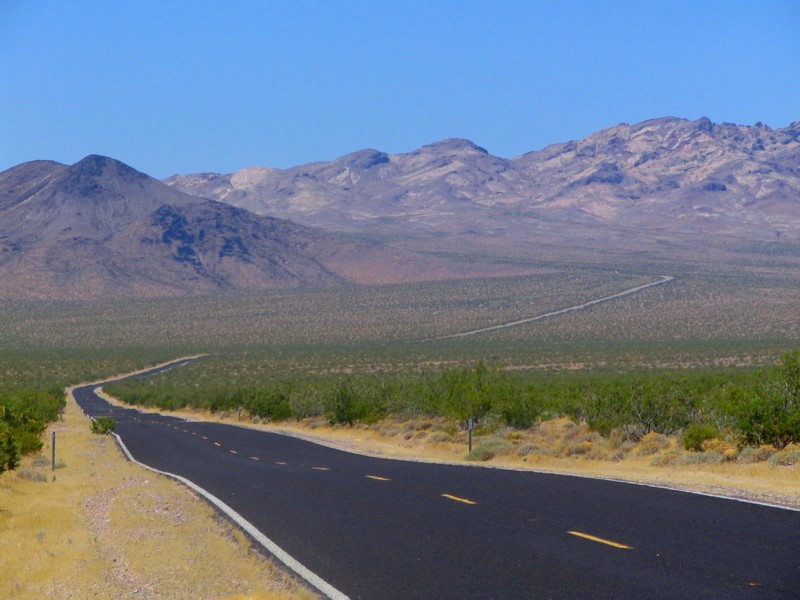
[726,351,800,448]
[91,417,116,435]
[498,393,540,429]
[683,424,721,451]
[245,386,292,422]
[579,376,695,439]
[0,433,21,473]
[465,437,512,461]
[325,378,375,425]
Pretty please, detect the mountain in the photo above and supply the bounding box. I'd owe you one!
[165,117,800,254]
[3,116,798,299]
[0,155,529,299]
[0,156,351,298]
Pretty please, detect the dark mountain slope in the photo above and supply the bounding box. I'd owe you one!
[0,157,344,298]
[0,155,528,299]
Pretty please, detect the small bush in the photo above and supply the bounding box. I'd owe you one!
[683,424,721,451]
[466,438,513,461]
[609,449,626,462]
[378,425,402,437]
[428,431,450,443]
[16,467,47,482]
[91,417,116,435]
[769,444,800,466]
[515,443,535,456]
[565,440,593,456]
[635,432,670,456]
[607,427,635,450]
[737,446,776,464]
[651,451,681,466]
[466,446,494,461]
[700,438,738,461]
[31,454,49,467]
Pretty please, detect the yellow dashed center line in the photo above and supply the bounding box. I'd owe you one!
[365,475,391,481]
[312,467,330,471]
[229,450,238,455]
[275,461,287,465]
[202,436,208,440]
[442,494,477,505]
[250,456,260,461]
[567,531,633,550]
[213,442,221,447]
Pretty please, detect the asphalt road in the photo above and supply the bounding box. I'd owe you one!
[73,364,800,599]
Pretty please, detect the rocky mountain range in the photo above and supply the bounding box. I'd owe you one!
[1,117,798,299]
[0,155,523,299]
[167,117,800,242]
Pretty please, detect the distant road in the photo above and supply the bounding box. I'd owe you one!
[73,361,800,599]
[430,275,675,340]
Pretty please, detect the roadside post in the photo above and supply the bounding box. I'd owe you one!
[51,431,56,471]
[468,417,474,453]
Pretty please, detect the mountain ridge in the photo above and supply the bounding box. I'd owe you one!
[2,115,799,299]
[165,116,800,244]
[0,155,529,299]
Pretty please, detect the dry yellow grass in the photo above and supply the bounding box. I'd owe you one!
[0,391,318,600]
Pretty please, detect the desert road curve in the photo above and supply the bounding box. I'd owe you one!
[429,275,675,340]
[74,360,799,599]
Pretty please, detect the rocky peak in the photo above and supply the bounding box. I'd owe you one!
[339,149,391,170]
[417,138,489,156]
[68,154,146,181]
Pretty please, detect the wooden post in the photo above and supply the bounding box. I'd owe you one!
[51,431,56,471]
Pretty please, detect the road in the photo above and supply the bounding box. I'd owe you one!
[73,361,799,599]
[430,275,675,340]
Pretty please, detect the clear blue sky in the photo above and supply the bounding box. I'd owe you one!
[2,1,798,178]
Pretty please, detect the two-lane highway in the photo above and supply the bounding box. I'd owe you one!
[73,364,800,599]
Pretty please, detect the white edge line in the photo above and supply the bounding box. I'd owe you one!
[110,432,350,600]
